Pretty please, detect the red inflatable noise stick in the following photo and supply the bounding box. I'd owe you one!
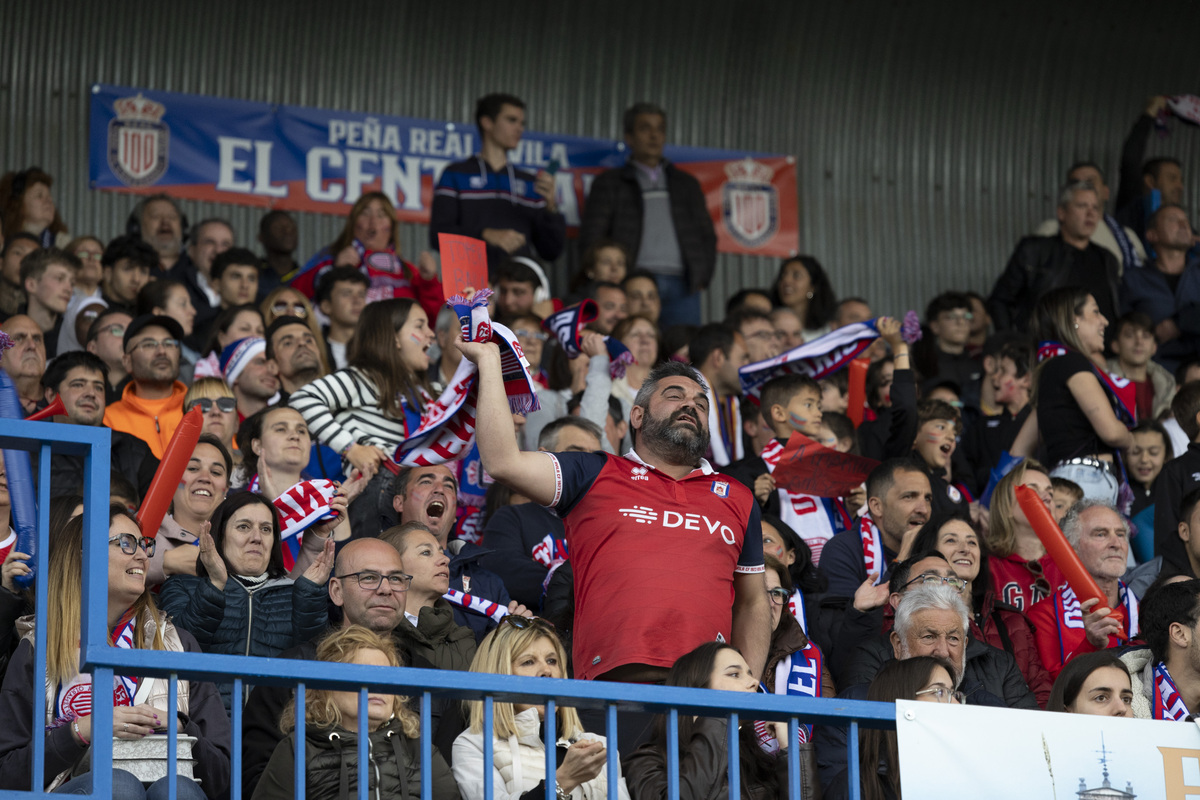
[1014,484,1126,636]
[25,395,65,422]
[846,356,870,427]
[137,405,204,539]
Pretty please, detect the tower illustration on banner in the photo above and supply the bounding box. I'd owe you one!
[1076,734,1136,799]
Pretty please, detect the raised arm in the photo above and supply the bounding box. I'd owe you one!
[458,340,561,506]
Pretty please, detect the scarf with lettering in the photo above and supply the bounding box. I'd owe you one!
[1053,582,1139,640]
[1103,214,1142,270]
[760,438,847,565]
[249,475,340,572]
[394,290,540,468]
[739,319,881,403]
[707,388,743,466]
[1153,661,1191,721]
[541,299,635,379]
[754,639,824,753]
[442,588,508,624]
[859,512,886,586]
[787,589,809,636]
[53,609,138,726]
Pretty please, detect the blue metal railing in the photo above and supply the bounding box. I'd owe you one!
[0,421,896,800]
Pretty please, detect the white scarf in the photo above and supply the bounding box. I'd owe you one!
[859,512,886,586]
[54,612,138,725]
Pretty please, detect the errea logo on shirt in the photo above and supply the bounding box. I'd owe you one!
[618,505,737,544]
[630,465,650,481]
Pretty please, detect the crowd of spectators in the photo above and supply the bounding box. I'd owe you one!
[0,91,1197,799]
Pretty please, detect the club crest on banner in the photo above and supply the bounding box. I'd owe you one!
[107,94,169,187]
[722,158,778,249]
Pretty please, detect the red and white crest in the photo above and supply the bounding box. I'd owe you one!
[722,158,778,249]
[107,94,169,187]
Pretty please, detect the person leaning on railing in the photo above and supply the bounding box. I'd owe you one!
[452,616,630,800]
[0,504,231,798]
[158,492,334,713]
[624,641,787,800]
[251,624,459,800]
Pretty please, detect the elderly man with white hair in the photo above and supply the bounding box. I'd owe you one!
[1028,500,1139,681]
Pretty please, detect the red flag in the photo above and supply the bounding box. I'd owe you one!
[771,432,879,498]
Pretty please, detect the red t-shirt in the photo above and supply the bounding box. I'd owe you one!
[1027,582,1139,680]
[548,451,764,680]
[988,552,1065,612]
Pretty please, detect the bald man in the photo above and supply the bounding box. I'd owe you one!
[240,539,463,795]
[0,315,47,416]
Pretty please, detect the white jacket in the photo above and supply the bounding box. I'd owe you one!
[451,707,630,800]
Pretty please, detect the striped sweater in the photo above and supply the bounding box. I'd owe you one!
[289,368,422,463]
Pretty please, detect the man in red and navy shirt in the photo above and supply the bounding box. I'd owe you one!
[461,346,771,682]
[1028,501,1139,680]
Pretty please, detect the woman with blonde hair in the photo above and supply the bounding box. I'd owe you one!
[252,624,458,800]
[291,191,443,323]
[185,379,240,459]
[452,617,629,800]
[985,457,1065,613]
[0,505,231,797]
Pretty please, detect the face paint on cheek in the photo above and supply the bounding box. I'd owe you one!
[789,411,809,430]
[409,333,424,345]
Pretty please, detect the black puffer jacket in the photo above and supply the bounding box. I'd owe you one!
[252,717,459,800]
[158,573,329,711]
[397,598,478,673]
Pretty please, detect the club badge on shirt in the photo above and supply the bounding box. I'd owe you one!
[711,480,730,498]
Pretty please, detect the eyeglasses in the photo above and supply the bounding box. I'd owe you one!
[744,330,776,341]
[766,587,790,605]
[904,573,968,592]
[127,338,180,354]
[98,325,126,339]
[334,571,412,591]
[513,329,548,342]
[75,251,103,262]
[188,397,237,414]
[940,311,974,322]
[499,614,556,632]
[915,686,965,704]
[109,533,156,557]
[271,302,307,318]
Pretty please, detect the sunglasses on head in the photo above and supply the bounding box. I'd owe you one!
[499,614,555,633]
[188,397,237,413]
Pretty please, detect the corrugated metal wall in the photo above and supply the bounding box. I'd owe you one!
[4,0,1200,321]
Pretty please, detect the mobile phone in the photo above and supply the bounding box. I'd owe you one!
[546,159,561,176]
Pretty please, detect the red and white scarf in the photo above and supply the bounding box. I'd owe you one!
[1055,582,1138,639]
[707,389,743,467]
[760,439,837,564]
[1153,661,1191,721]
[859,513,886,586]
[394,290,540,468]
[53,610,139,726]
[250,475,341,572]
[442,588,508,624]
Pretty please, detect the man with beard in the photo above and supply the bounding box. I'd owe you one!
[37,350,159,498]
[460,347,770,682]
[219,337,278,420]
[0,315,47,416]
[103,314,188,459]
[265,316,324,398]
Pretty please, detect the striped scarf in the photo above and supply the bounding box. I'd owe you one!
[754,639,824,753]
[394,290,540,467]
[1153,661,1191,721]
[542,299,635,378]
[53,610,138,726]
[442,588,508,623]
[739,320,880,403]
[859,513,886,586]
[249,475,341,572]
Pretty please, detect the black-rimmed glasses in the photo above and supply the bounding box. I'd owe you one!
[904,573,968,593]
[109,533,156,557]
[766,588,790,605]
[334,571,412,591]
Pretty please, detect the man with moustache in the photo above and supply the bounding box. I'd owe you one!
[133,194,187,274]
[461,350,771,682]
[37,350,158,498]
[103,314,188,459]
[0,315,47,416]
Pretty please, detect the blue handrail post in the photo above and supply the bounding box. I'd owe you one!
[605,703,619,800]
[544,698,557,800]
[29,443,52,792]
[79,423,112,800]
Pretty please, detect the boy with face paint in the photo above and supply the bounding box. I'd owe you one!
[722,374,852,566]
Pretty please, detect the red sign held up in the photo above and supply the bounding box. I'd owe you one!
[771,433,879,498]
[438,234,488,300]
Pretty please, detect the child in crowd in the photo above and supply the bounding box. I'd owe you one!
[1106,311,1175,421]
[1049,477,1084,525]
